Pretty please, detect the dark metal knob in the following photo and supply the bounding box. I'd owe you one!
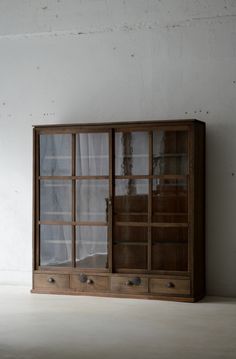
[126,277,141,286]
[79,274,87,283]
[131,277,141,286]
[166,282,175,288]
[87,279,93,285]
[48,277,54,283]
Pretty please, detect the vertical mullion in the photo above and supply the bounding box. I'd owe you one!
[72,133,76,268]
[108,129,113,272]
[35,131,40,269]
[148,130,153,272]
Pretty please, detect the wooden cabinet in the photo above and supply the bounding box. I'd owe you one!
[32,120,205,302]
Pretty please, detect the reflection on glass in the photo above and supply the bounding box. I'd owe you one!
[153,131,188,175]
[76,226,108,268]
[40,134,72,176]
[115,132,148,175]
[76,133,109,176]
[40,225,72,266]
[76,180,109,222]
[40,180,72,221]
[114,179,148,222]
[152,178,188,223]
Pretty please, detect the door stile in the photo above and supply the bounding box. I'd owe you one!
[108,129,114,272]
[72,133,76,268]
[148,130,153,272]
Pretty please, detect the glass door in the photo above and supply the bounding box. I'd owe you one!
[38,131,110,270]
[151,129,189,272]
[39,134,73,267]
[75,132,110,269]
[113,131,149,271]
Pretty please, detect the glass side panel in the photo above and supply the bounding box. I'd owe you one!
[40,134,72,176]
[76,133,109,176]
[152,228,188,271]
[152,178,188,223]
[115,131,149,175]
[153,130,188,175]
[76,226,108,268]
[114,179,148,222]
[40,225,72,267]
[76,180,109,222]
[40,180,72,221]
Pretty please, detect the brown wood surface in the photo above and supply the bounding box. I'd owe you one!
[70,275,109,292]
[150,278,190,295]
[111,276,148,294]
[34,273,70,290]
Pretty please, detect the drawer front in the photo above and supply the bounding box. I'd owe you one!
[150,278,190,295]
[70,275,109,292]
[34,273,70,290]
[111,276,148,294]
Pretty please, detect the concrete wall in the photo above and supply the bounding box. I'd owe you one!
[0,0,235,296]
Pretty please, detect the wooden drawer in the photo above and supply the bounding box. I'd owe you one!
[70,275,109,292]
[150,278,190,295]
[111,276,148,294]
[34,273,70,291]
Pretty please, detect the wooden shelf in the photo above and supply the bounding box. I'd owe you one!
[114,242,148,246]
[153,153,187,158]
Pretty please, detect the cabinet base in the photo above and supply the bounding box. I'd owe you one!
[31,289,204,303]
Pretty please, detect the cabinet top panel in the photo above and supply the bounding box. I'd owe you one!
[33,119,205,132]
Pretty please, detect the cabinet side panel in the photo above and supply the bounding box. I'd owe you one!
[193,123,205,298]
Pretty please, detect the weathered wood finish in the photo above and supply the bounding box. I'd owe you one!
[32,120,205,302]
[111,276,148,294]
[71,275,109,292]
[34,273,70,290]
[150,278,190,295]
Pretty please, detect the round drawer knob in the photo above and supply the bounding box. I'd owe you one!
[48,277,54,283]
[87,279,93,285]
[79,274,87,283]
[126,277,141,286]
[131,277,141,286]
[166,282,175,288]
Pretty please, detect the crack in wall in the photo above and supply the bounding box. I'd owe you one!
[0,13,235,40]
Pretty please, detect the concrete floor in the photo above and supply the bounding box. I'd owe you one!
[0,287,235,359]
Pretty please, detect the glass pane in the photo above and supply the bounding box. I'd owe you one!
[115,132,148,175]
[152,227,188,271]
[152,178,188,223]
[114,226,148,244]
[114,179,148,222]
[76,226,108,268]
[76,180,109,222]
[152,227,188,243]
[152,243,188,271]
[40,134,72,176]
[113,244,147,270]
[153,131,188,175]
[40,225,72,267]
[76,133,109,176]
[40,180,72,221]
